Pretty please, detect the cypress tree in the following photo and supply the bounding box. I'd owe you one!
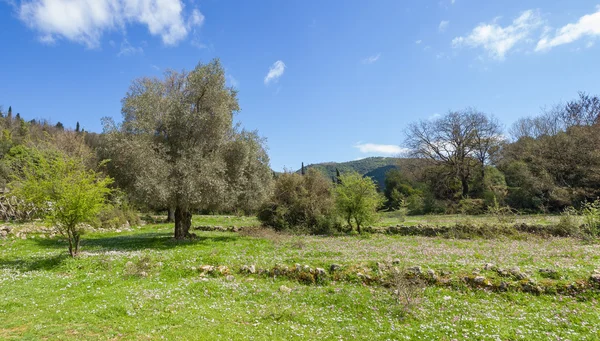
[76,121,80,133]
[336,168,342,184]
[301,162,305,175]
[7,106,12,119]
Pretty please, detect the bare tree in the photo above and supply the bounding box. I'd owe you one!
[405,109,503,197]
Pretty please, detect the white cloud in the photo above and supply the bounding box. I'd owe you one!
[415,39,422,44]
[354,143,409,156]
[536,7,600,51]
[362,53,381,64]
[18,0,204,48]
[117,39,143,57]
[452,10,543,60]
[439,20,450,32]
[264,60,286,85]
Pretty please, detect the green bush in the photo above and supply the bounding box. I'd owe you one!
[258,169,339,234]
[94,204,141,229]
[457,198,486,215]
[581,199,600,237]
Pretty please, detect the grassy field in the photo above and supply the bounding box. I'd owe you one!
[1,216,599,340]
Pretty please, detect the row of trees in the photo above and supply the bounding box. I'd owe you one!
[388,92,600,214]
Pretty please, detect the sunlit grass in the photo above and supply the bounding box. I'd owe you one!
[1,218,599,340]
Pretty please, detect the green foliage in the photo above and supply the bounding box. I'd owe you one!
[581,199,600,237]
[457,198,487,215]
[102,59,272,239]
[9,146,113,256]
[94,204,141,230]
[334,172,384,233]
[258,169,338,234]
[383,169,422,211]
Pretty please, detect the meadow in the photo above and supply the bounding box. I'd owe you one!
[1,215,600,340]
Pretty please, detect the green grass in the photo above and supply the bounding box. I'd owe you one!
[192,214,261,227]
[1,218,600,340]
[378,211,565,227]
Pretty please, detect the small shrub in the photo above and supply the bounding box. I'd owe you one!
[123,256,155,278]
[94,205,141,229]
[555,207,582,237]
[581,199,600,238]
[388,269,426,317]
[457,198,486,215]
[487,196,517,224]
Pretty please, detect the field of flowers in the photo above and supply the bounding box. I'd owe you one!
[1,217,599,340]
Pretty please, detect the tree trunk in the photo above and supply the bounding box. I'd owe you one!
[174,206,193,239]
[461,177,469,198]
[166,208,175,223]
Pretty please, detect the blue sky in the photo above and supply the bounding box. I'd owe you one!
[1,0,600,171]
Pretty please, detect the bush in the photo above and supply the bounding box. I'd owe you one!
[94,204,141,229]
[258,169,338,234]
[581,199,600,238]
[334,172,384,234]
[457,198,486,215]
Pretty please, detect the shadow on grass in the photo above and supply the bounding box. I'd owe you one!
[31,232,240,252]
[0,253,69,272]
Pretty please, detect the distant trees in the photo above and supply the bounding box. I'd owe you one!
[334,172,383,233]
[500,93,600,211]
[102,59,272,239]
[405,109,503,197]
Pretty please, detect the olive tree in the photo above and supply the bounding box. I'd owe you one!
[103,59,271,239]
[334,172,383,233]
[10,146,112,257]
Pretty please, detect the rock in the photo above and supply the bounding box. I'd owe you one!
[473,276,486,284]
[408,266,422,275]
[217,266,229,275]
[0,230,7,238]
[279,285,292,294]
[240,265,256,274]
[295,263,302,272]
[591,274,600,283]
[499,281,508,291]
[509,267,527,280]
[427,269,436,276]
[226,275,235,282]
[392,259,401,265]
[330,264,341,272]
[376,262,386,270]
[538,268,559,279]
[0,226,11,233]
[316,268,326,276]
[483,263,494,271]
[303,265,311,273]
[199,265,215,273]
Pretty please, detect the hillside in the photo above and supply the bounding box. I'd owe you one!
[295,157,412,190]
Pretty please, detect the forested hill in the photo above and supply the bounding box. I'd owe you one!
[296,157,405,190]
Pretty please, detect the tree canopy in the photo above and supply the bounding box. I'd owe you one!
[102,59,272,239]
